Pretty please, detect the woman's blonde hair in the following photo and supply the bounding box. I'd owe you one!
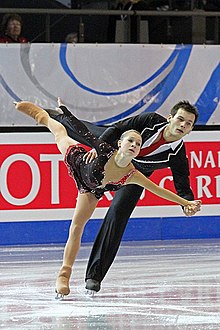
[120,129,142,141]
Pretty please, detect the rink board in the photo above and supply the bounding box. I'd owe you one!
[0,131,220,245]
[0,215,220,246]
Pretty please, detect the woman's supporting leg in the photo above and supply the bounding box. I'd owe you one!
[56,192,98,296]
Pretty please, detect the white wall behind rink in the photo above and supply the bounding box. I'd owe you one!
[0,205,218,223]
[0,131,220,222]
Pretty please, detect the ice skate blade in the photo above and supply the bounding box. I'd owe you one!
[85,289,96,298]
[55,292,65,300]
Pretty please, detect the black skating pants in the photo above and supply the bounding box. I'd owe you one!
[85,184,144,283]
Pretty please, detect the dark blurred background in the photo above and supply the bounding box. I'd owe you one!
[0,0,219,43]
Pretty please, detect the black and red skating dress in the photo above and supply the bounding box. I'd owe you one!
[63,107,135,199]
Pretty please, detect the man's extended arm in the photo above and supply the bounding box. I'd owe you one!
[169,143,201,215]
[169,143,194,200]
[99,112,165,145]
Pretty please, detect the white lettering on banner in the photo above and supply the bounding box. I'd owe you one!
[204,151,216,168]
[190,152,202,168]
[216,175,220,198]
[0,154,40,205]
[197,176,212,198]
[40,154,63,204]
[196,175,220,198]
[159,176,173,186]
[190,151,220,169]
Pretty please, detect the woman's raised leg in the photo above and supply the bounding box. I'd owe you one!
[15,101,77,155]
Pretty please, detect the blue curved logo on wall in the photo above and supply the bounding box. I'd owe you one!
[195,63,220,124]
[60,44,193,124]
[0,73,21,102]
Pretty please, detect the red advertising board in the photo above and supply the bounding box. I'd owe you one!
[0,132,219,220]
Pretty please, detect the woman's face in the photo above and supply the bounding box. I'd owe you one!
[6,19,21,37]
[119,132,142,158]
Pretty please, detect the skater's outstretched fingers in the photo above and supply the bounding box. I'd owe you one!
[193,200,202,212]
[83,149,97,164]
[183,205,194,217]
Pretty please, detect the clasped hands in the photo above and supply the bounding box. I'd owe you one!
[183,200,202,217]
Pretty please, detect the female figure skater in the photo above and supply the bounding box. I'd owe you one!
[15,99,201,298]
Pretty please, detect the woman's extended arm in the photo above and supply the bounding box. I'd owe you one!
[129,171,201,211]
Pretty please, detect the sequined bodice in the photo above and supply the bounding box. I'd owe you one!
[63,108,136,199]
[66,143,115,190]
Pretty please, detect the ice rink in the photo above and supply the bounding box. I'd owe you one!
[1,239,220,329]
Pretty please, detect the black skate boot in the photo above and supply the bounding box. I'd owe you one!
[85,279,101,297]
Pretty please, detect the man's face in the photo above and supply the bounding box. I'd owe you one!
[166,108,195,140]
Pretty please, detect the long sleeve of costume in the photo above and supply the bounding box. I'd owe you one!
[169,143,194,201]
[99,113,163,145]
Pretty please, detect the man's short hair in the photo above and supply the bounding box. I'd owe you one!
[171,101,199,124]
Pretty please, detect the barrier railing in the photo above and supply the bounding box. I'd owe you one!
[0,7,219,43]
